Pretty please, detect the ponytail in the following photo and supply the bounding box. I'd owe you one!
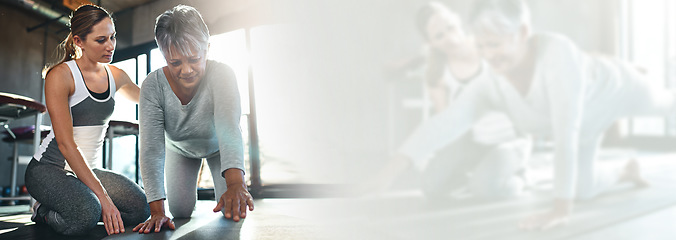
[43,33,81,78]
[62,33,80,64]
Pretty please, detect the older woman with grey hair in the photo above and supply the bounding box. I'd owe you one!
[133,5,253,234]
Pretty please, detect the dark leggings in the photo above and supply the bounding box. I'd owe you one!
[24,159,150,236]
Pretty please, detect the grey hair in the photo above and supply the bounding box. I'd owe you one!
[154,5,210,57]
[469,0,531,35]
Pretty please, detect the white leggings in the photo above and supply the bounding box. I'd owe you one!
[165,150,227,218]
[568,62,676,200]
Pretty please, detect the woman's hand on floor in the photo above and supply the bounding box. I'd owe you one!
[100,194,125,235]
[133,200,175,234]
[214,182,254,222]
[132,213,175,233]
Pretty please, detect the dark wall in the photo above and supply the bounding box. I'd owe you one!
[0,4,61,188]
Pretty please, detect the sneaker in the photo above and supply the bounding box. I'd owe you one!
[30,201,46,224]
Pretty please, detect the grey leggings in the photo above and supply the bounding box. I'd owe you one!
[25,159,150,236]
[165,150,227,218]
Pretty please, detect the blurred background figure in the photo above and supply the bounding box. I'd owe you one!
[373,0,676,232]
[467,0,671,230]
[371,1,532,201]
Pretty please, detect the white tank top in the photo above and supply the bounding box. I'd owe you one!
[33,60,116,171]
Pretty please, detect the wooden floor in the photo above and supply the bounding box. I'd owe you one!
[2,151,676,239]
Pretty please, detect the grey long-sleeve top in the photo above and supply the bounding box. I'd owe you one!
[139,60,244,202]
[400,33,648,200]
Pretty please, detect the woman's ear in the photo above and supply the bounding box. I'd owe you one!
[73,35,84,49]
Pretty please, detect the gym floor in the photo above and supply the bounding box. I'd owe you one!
[318,151,676,240]
[2,151,676,239]
[0,198,333,240]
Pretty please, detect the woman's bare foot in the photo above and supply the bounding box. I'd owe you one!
[620,159,650,188]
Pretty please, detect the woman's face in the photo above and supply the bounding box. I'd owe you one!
[75,17,116,63]
[163,45,207,91]
[425,10,468,53]
[474,28,528,73]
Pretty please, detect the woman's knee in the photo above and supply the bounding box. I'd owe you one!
[168,201,195,218]
[167,187,197,218]
[122,202,151,226]
[134,198,151,222]
[169,206,194,218]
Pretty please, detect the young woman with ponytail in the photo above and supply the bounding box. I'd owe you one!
[25,4,150,236]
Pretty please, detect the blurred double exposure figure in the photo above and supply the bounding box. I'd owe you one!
[372,0,673,230]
